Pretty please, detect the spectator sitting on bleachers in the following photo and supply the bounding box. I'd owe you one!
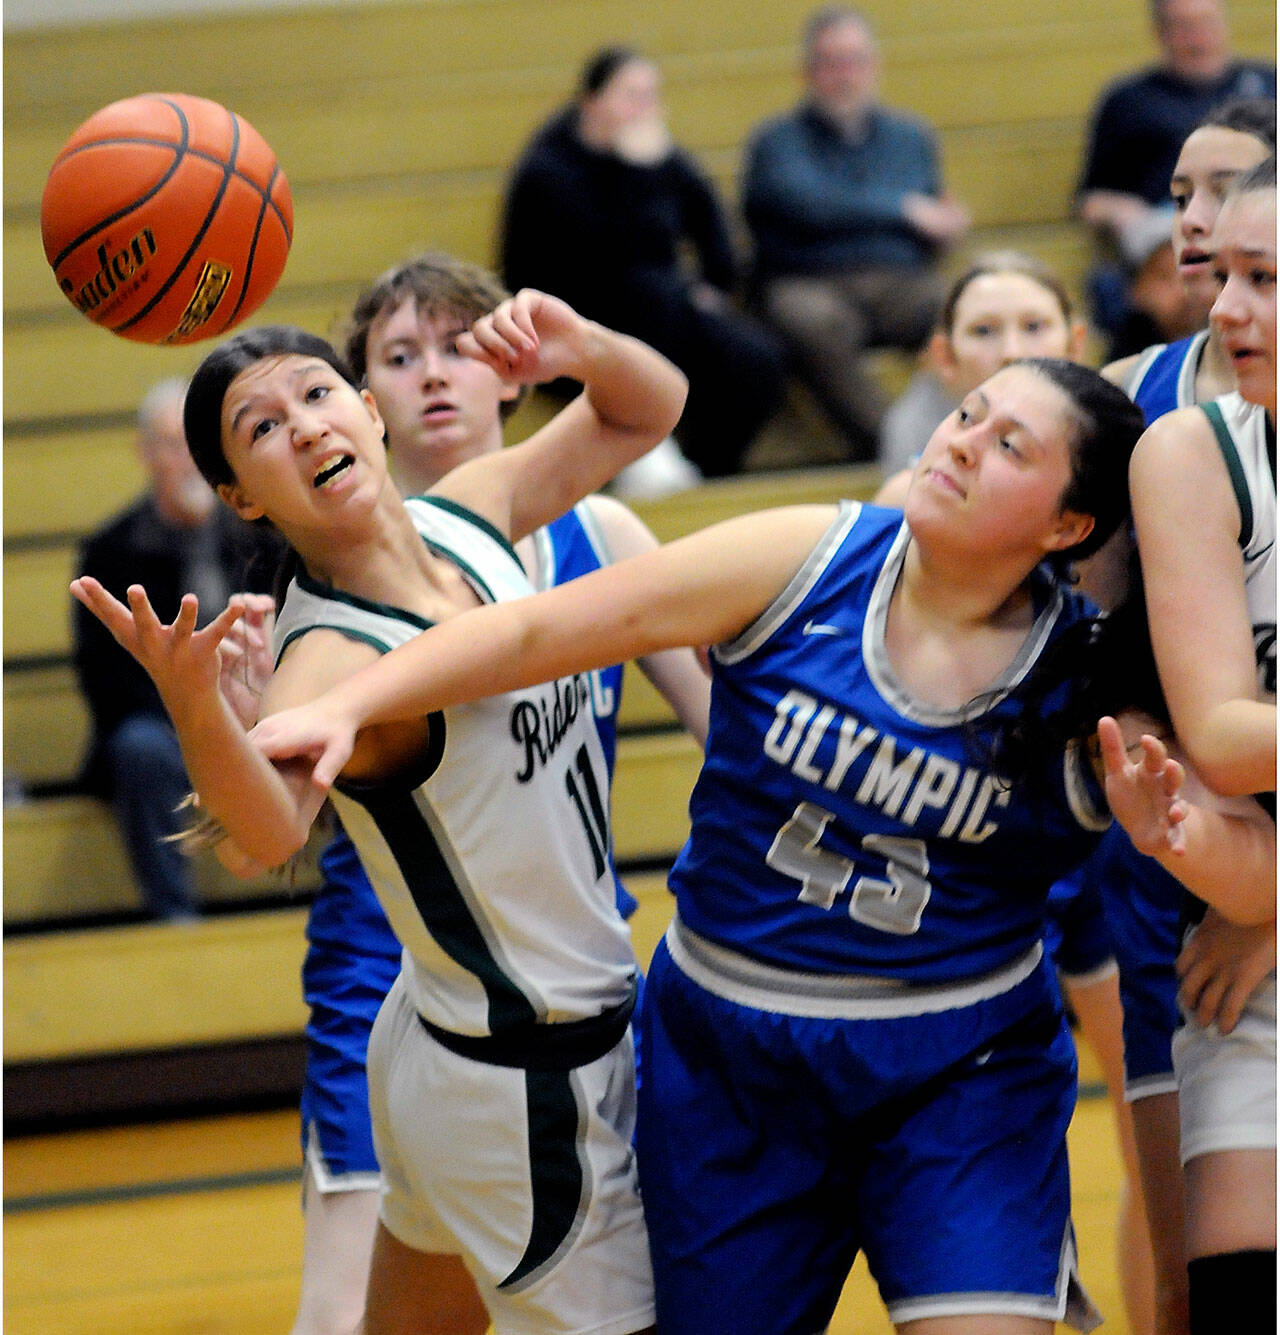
[499,45,786,481]
[1103,207,1206,362]
[1074,0,1274,340]
[740,4,969,463]
[72,379,281,920]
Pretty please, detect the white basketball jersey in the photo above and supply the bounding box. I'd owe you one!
[273,495,637,1036]
[1203,393,1276,704]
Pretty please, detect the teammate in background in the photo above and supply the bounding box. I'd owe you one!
[1128,159,1276,1333]
[73,295,687,1335]
[1103,96,1275,410]
[874,252,1087,507]
[264,254,710,1335]
[251,356,1148,1334]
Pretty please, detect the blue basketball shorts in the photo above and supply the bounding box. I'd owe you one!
[635,924,1102,1333]
[1045,862,1115,983]
[1092,825,1183,1099]
[299,933,403,1188]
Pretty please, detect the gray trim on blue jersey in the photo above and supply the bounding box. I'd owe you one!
[570,498,613,568]
[1176,330,1210,406]
[1064,739,1113,833]
[303,1122,382,1195]
[863,523,1067,728]
[1123,342,1166,398]
[886,1224,1101,1332]
[1056,955,1119,988]
[530,524,556,593]
[1125,329,1208,408]
[666,916,1045,1019]
[714,501,860,664]
[531,502,610,593]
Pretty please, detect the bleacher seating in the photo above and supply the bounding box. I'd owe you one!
[4,0,1272,1084]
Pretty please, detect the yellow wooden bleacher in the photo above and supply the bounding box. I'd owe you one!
[4,0,1272,1082]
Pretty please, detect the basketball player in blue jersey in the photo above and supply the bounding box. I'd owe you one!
[250,356,1158,1333]
[264,254,709,1335]
[868,252,1161,1332]
[73,295,688,1335]
[870,251,1167,1332]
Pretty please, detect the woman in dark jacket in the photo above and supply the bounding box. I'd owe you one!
[500,47,786,477]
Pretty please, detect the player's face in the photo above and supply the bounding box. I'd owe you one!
[940,273,1076,395]
[1209,188,1277,414]
[1170,126,1271,311]
[216,353,388,529]
[905,364,1091,564]
[363,298,516,488]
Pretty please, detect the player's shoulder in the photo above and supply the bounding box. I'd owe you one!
[1134,401,1217,458]
[1100,350,1145,391]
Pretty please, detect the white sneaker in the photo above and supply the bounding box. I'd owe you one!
[608,437,703,500]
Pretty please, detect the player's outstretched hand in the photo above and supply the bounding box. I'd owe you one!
[1098,714,1188,857]
[249,697,358,794]
[70,576,244,711]
[218,592,276,729]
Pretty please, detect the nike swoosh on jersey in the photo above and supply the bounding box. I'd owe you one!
[802,620,845,637]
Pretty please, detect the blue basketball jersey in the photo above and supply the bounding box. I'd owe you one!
[1127,330,1207,424]
[535,506,626,777]
[670,502,1110,982]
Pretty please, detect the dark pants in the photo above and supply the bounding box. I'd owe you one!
[759,266,944,462]
[105,713,199,919]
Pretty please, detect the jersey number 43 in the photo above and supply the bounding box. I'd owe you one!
[766,800,931,936]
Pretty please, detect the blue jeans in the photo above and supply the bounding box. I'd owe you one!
[104,713,199,919]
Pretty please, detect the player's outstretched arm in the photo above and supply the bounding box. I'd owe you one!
[1099,715,1276,925]
[250,505,835,788]
[69,577,325,867]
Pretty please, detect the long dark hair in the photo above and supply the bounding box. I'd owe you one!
[962,360,1147,782]
[1018,358,1146,572]
[578,45,646,97]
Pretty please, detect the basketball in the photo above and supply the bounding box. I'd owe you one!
[40,92,293,345]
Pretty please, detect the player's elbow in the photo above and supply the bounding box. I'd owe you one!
[239,819,310,871]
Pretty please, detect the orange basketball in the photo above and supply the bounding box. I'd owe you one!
[40,92,293,345]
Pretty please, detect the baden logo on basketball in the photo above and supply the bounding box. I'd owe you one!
[59,229,159,317]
